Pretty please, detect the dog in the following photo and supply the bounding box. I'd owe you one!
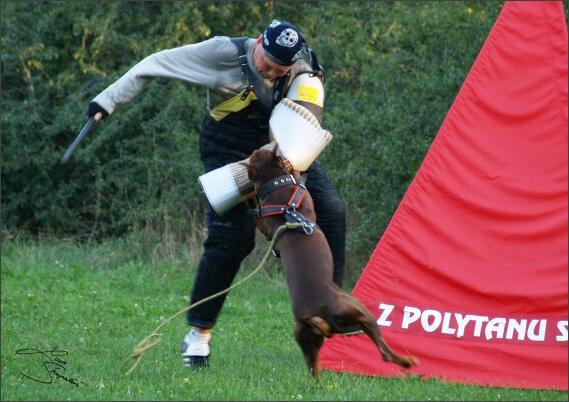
[241,148,419,379]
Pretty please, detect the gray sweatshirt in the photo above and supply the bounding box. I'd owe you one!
[92,36,308,116]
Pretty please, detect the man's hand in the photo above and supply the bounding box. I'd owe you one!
[87,101,109,121]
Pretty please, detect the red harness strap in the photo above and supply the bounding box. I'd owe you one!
[259,183,307,217]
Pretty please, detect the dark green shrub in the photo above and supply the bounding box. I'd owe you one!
[2,1,521,285]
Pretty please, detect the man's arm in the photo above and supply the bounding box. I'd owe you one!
[89,37,236,117]
[286,72,325,123]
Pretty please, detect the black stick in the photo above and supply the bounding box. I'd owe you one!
[60,117,96,166]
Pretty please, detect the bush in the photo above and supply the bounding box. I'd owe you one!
[2,1,515,284]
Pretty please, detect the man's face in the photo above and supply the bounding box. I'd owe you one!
[252,35,291,80]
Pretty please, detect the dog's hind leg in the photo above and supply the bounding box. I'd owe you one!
[336,295,419,369]
[294,320,326,379]
[357,308,419,368]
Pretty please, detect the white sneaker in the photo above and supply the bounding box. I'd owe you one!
[181,329,211,369]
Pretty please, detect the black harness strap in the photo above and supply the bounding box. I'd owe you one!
[256,174,296,202]
[230,37,290,113]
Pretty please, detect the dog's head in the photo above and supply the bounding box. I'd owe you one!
[241,147,295,240]
[241,147,289,191]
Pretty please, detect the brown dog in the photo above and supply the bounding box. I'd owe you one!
[242,148,419,379]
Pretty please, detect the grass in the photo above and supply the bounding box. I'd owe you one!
[1,232,567,401]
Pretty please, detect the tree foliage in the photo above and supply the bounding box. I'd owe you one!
[3,1,525,277]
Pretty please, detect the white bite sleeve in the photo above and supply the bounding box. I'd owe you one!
[269,98,332,172]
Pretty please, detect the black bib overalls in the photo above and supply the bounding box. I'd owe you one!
[188,40,346,329]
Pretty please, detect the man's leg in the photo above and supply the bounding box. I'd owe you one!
[182,202,256,368]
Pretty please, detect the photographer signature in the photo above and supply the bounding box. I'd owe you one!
[16,346,88,387]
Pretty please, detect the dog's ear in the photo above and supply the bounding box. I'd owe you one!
[272,145,282,162]
[240,162,257,181]
[272,146,283,166]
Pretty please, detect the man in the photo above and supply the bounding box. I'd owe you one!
[87,19,350,369]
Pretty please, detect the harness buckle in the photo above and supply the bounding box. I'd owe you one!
[241,85,253,100]
[302,222,315,235]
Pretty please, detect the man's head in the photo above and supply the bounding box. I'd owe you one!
[262,20,305,66]
[253,19,304,80]
[253,19,325,82]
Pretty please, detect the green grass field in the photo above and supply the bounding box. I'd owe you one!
[1,234,566,401]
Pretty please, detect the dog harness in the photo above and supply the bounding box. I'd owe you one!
[247,174,317,257]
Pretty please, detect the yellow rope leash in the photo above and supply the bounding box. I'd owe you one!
[118,222,301,376]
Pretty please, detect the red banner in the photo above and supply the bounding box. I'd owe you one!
[320,1,568,390]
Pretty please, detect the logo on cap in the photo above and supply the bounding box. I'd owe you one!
[276,28,299,48]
